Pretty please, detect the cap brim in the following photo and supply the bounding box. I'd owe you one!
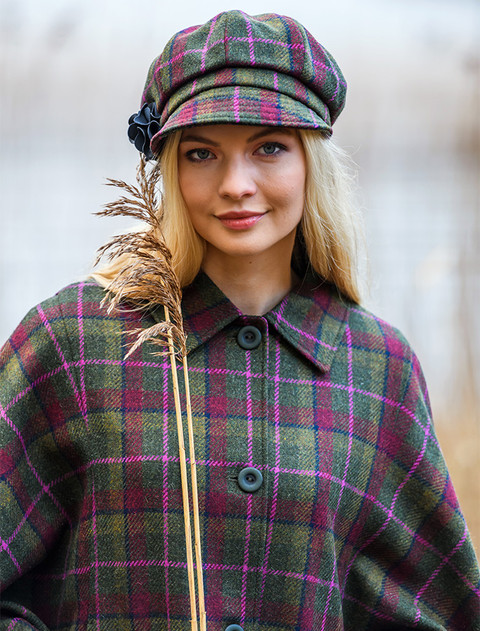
[150,85,330,154]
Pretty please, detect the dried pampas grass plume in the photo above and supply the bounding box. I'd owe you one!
[94,156,185,357]
[95,156,206,630]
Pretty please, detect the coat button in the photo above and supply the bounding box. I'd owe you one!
[237,325,262,349]
[238,467,263,493]
[225,626,243,631]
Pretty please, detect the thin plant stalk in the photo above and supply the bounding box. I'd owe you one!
[183,354,206,631]
[166,308,198,631]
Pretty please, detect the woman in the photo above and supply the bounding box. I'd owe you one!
[1,11,479,630]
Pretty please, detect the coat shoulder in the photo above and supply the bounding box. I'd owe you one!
[0,279,146,372]
[343,301,416,362]
[336,300,430,413]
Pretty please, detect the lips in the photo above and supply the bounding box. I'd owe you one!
[216,210,266,230]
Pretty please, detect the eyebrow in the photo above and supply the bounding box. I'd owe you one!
[180,133,220,146]
[179,127,294,145]
[246,127,294,142]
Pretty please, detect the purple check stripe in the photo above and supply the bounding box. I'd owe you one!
[413,519,469,624]
[257,337,282,616]
[91,477,101,631]
[37,559,336,586]
[76,281,89,429]
[234,86,240,123]
[5,488,44,548]
[243,14,256,64]
[37,304,89,430]
[200,16,218,72]
[240,351,254,625]
[0,535,20,573]
[321,325,355,628]
[162,361,172,629]
[30,559,402,626]
[3,359,438,449]
[271,308,338,351]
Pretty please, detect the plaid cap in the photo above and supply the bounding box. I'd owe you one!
[138,11,347,154]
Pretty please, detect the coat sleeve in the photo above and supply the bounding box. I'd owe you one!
[349,329,480,629]
[0,297,83,630]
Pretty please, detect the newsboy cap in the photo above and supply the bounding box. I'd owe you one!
[129,10,347,156]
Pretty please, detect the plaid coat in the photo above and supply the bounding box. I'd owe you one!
[1,273,479,630]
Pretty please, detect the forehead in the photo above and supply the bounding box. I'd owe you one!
[179,124,297,144]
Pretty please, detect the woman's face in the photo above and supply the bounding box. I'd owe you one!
[177,124,306,265]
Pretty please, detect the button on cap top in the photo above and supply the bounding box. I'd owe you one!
[237,325,262,349]
[238,466,263,492]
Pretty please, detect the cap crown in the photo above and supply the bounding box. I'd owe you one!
[135,11,347,152]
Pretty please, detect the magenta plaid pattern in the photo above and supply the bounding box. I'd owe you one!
[139,11,347,153]
[1,273,479,630]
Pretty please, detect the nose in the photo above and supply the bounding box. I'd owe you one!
[218,156,257,200]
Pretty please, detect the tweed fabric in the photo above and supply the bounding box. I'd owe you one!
[1,274,479,630]
[141,11,346,153]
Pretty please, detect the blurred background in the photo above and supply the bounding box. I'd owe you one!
[1,0,479,550]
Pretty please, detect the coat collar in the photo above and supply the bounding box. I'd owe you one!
[161,272,351,373]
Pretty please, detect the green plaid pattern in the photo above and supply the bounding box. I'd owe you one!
[1,273,479,629]
[140,11,346,153]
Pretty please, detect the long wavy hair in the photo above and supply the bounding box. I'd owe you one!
[91,129,364,304]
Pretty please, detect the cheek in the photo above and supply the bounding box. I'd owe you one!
[273,167,306,214]
[179,162,218,203]
[179,170,204,215]
[178,170,188,205]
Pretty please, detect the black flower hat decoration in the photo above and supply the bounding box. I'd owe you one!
[127,102,161,160]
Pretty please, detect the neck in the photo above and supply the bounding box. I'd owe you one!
[202,242,298,316]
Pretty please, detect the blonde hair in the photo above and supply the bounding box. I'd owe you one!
[299,130,363,303]
[92,129,363,303]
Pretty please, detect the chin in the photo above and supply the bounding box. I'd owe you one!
[213,241,275,259]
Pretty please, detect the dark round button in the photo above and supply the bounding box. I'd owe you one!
[237,325,262,350]
[225,626,243,631]
[238,467,263,493]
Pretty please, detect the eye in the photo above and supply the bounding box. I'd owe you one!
[186,148,214,162]
[257,142,285,156]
